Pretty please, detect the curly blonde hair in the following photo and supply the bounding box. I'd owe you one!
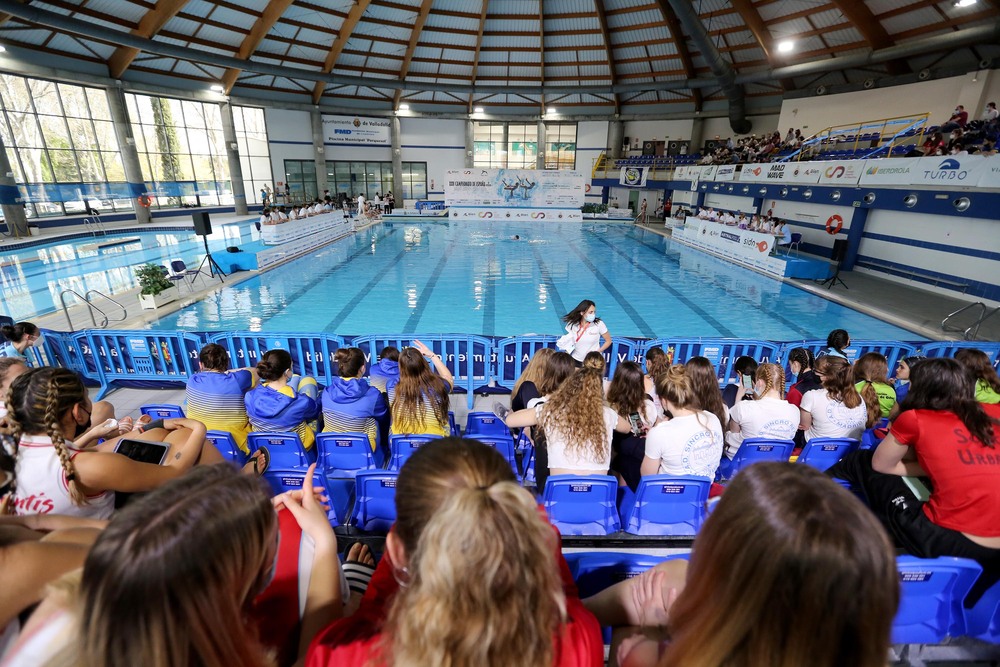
[539,368,609,464]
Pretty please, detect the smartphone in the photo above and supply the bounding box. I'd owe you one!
[741,374,754,390]
[114,439,169,465]
[628,413,644,436]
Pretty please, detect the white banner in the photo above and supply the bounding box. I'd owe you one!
[783,163,824,184]
[619,166,648,187]
[977,159,1000,189]
[322,115,391,145]
[674,165,690,180]
[816,160,864,185]
[738,163,768,182]
[448,208,583,221]
[445,169,585,207]
[700,165,718,181]
[714,165,736,181]
[858,158,922,186]
[672,217,787,279]
[910,155,992,187]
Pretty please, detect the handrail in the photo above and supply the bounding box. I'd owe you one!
[783,112,930,162]
[85,289,127,325]
[59,288,127,330]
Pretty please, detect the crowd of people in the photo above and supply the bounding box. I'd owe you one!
[256,191,395,230]
[695,128,805,166]
[1,311,999,664]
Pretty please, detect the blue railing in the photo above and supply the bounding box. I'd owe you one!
[22,330,996,399]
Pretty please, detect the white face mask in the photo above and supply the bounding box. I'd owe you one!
[30,334,44,348]
[584,313,596,323]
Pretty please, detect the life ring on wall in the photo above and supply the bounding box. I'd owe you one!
[137,194,153,208]
[825,214,843,235]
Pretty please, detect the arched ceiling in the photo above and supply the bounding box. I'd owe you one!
[0,0,997,116]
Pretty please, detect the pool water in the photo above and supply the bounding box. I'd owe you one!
[0,221,258,322]
[145,220,917,341]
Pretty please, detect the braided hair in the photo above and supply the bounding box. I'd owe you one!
[6,368,89,506]
[753,363,786,399]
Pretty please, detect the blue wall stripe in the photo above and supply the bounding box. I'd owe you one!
[861,231,1000,263]
[268,140,313,145]
[400,145,464,149]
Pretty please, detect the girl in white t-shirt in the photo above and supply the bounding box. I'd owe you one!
[560,299,611,364]
[504,367,630,476]
[799,355,873,442]
[642,365,724,480]
[726,363,800,459]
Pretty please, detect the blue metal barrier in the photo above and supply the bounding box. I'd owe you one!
[83,330,204,399]
[920,342,1000,369]
[605,337,643,379]
[351,334,492,408]
[207,333,345,385]
[777,340,918,382]
[642,338,782,386]
[494,335,560,391]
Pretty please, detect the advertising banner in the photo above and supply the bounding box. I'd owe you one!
[673,165,690,180]
[618,166,648,187]
[672,217,787,279]
[909,155,992,188]
[445,169,585,208]
[714,165,737,181]
[322,115,391,145]
[738,163,768,182]
[782,163,824,184]
[858,158,922,186]
[816,160,864,185]
[448,208,583,221]
[977,159,1000,189]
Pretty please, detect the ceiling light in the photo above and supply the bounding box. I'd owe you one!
[546,107,556,115]
[474,107,484,113]
[777,40,795,53]
[210,84,224,92]
[398,104,409,111]
[954,0,977,7]
[0,45,6,53]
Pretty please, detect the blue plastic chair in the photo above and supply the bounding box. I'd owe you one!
[465,433,520,479]
[893,556,982,643]
[262,468,342,526]
[447,411,460,436]
[247,431,315,470]
[464,411,511,436]
[621,475,711,536]
[387,434,441,471]
[350,470,399,532]
[205,430,247,466]
[717,438,794,481]
[316,432,384,475]
[522,442,536,485]
[542,475,621,536]
[796,438,859,472]
[860,418,890,450]
[139,403,185,419]
[968,578,1000,643]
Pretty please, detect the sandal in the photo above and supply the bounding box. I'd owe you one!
[244,447,270,477]
[342,542,376,596]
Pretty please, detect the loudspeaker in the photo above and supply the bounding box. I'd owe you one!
[642,141,655,155]
[623,136,630,147]
[703,139,723,153]
[831,239,848,263]
[192,211,212,236]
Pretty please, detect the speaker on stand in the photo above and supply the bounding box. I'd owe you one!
[817,238,848,290]
[191,211,227,282]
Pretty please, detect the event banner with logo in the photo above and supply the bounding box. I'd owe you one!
[322,115,391,145]
[672,217,787,279]
[619,166,648,187]
[449,208,583,221]
[445,169,585,208]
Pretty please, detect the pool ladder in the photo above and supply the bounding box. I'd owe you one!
[941,302,999,340]
[82,215,108,237]
[59,288,127,330]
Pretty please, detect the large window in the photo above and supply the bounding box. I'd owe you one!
[233,106,272,206]
[284,160,317,201]
[507,124,537,169]
[323,161,426,201]
[473,122,505,168]
[0,74,130,218]
[545,123,577,170]
[126,93,232,208]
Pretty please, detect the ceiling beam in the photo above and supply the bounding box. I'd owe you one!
[652,2,702,110]
[468,0,489,112]
[220,0,295,94]
[727,0,795,90]
[828,0,908,75]
[312,0,372,104]
[593,0,621,114]
[106,0,190,79]
[393,0,434,109]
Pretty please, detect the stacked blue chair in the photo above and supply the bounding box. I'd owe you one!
[388,434,441,471]
[542,475,621,536]
[140,403,185,419]
[465,411,511,436]
[247,432,315,470]
[717,438,794,481]
[796,438,859,471]
[860,418,890,450]
[968,579,1000,643]
[465,433,519,479]
[316,432,384,475]
[205,430,247,466]
[893,556,982,643]
[448,411,459,437]
[621,475,711,536]
[262,468,341,526]
[350,470,399,532]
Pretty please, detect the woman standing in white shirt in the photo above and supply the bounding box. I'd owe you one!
[725,363,800,459]
[560,299,611,366]
[799,355,872,442]
[641,365,724,480]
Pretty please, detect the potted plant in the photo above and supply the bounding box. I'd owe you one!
[135,263,178,310]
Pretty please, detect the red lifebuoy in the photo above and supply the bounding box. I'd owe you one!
[138,194,153,208]
[825,214,843,235]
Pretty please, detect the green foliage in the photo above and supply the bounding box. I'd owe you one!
[135,263,174,296]
[581,203,608,214]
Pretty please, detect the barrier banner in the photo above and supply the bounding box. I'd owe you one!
[448,208,583,221]
[322,115,391,145]
[619,166,648,187]
[783,163,824,184]
[674,165,690,180]
[816,160,864,185]
[978,159,1000,189]
[445,169,585,207]
[858,158,922,186]
[910,155,992,187]
[714,165,736,181]
[672,217,787,279]
[738,163,768,182]
[700,165,718,181]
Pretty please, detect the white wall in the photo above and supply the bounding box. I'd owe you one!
[702,114,780,140]
[703,193,755,212]
[623,119,693,149]
[265,108,313,194]
[400,117,465,202]
[765,198,856,256]
[577,120,609,200]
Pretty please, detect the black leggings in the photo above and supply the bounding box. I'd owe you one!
[828,450,1000,606]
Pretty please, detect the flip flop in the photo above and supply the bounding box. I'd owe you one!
[342,542,376,596]
[246,447,270,477]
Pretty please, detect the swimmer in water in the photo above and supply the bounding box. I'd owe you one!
[513,235,520,240]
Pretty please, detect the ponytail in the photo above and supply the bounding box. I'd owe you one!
[385,482,565,667]
[857,381,883,428]
[43,376,86,506]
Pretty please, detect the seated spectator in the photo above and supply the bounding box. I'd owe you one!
[799,355,872,442]
[322,200,333,212]
[823,328,851,359]
[504,368,630,478]
[643,346,671,420]
[641,365,724,479]
[725,363,800,459]
[0,357,28,426]
[984,101,999,123]
[185,343,257,454]
[828,358,1000,605]
[854,352,896,421]
[955,348,1000,404]
[306,438,603,665]
[0,322,42,360]
[368,346,401,402]
[920,131,946,156]
[981,138,997,156]
[277,207,289,222]
[321,347,388,452]
[607,361,657,491]
[685,356,729,428]
[390,341,453,437]
[940,104,969,133]
[617,463,898,667]
[510,348,553,413]
[893,355,922,407]
[947,128,966,154]
[7,368,215,519]
[786,349,821,450]
[258,208,271,228]
[245,349,320,451]
[721,355,758,409]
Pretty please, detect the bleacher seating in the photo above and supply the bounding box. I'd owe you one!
[542,475,621,536]
[139,403,185,419]
[350,470,398,532]
[620,475,710,536]
[315,432,384,475]
[716,438,795,481]
[893,556,982,644]
[247,431,315,470]
[796,438,859,472]
[204,430,247,466]
[388,433,440,471]
[464,411,510,436]
[464,433,520,479]
[262,468,343,527]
